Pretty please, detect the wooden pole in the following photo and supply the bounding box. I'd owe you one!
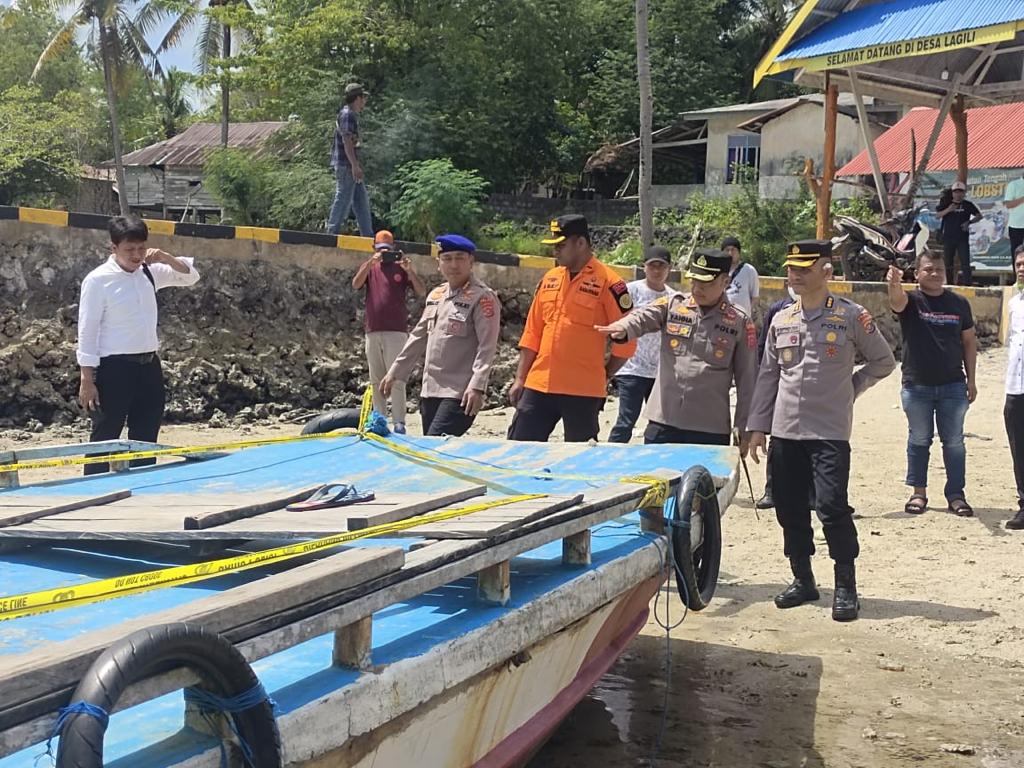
[906,75,961,200]
[848,71,888,217]
[950,94,968,184]
[817,78,839,239]
[635,0,654,247]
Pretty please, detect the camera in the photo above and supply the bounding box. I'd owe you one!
[380,249,402,264]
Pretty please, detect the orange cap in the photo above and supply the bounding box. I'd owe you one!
[374,230,395,249]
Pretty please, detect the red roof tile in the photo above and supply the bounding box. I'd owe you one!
[838,102,1024,176]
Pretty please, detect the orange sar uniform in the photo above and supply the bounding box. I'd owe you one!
[508,215,636,442]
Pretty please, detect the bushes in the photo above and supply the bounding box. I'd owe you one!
[387,158,488,242]
[203,149,335,231]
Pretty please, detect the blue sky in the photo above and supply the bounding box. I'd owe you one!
[2,0,201,75]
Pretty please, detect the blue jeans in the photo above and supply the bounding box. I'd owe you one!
[608,375,655,443]
[327,164,372,236]
[900,382,969,500]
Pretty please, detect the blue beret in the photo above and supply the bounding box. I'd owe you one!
[435,234,476,254]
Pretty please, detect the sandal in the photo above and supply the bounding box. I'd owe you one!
[904,494,928,515]
[286,483,375,511]
[948,498,974,517]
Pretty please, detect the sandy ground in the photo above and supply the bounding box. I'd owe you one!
[4,349,1024,767]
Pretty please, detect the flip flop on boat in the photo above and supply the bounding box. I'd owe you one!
[286,484,375,511]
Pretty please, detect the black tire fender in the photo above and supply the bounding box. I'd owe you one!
[300,407,361,435]
[669,465,722,611]
[56,622,281,768]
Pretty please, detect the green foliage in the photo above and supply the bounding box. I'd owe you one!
[388,159,488,242]
[477,220,546,255]
[0,85,88,205]
[203,148,275,225]
[265,163,336,233]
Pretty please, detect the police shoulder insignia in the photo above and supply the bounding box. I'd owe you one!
[746,321,756,349]
[479,294,497,318]
[610,280,632,311]
[429,286,446,300]
[653,295,670,306]
[858,309,876,335]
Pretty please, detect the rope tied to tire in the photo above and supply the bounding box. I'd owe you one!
[184,683,277,767]
[42,702,110,763]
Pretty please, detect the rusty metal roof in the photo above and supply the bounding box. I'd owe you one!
[116,122,292,167]
[838,101,1024,175]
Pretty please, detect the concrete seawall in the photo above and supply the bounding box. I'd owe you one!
[0,209,1009,428]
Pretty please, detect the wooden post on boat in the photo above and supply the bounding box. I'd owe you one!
[0,470,17,489]
[110,458,130,473]
[477,560,511,605]
[333,616,373,670]
[562,530,591,566]
[640,503,665,534]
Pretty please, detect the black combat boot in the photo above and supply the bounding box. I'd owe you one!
[1007,508,1024,530]
[832,563,860,622]
[774,558,819,608]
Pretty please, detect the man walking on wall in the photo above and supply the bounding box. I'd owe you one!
[327,83,373,237]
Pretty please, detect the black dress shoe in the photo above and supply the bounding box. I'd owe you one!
[756,493,774,510]
[832,563,860,622]
[1007,509,1024,530]
[774,558,819,608]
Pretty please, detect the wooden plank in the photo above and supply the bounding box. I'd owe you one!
[0,546,405,735]
[0,490,131,528]
[393,493,584,539]
[183,485,323,529]
[0,473,678,750]
[344,485,486,529]
[477,561,510,605]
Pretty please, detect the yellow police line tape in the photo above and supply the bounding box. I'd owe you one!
[0,492,546,622]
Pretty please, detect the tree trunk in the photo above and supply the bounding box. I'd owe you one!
[951,95,968,184]
[99,22,129,216]
[634,0,654,248]
[221,24,231,147]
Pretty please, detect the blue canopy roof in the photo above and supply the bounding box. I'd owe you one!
[778,0,1024,61]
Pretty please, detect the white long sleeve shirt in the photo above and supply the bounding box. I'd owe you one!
[1007,291,1024,395]
[76,256,200,367]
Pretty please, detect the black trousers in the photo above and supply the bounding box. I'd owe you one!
[763,436,817,507]
[85,355,165,475]
[771,437,859,564]
[608,375,656,443]
[507,388,603,443]
[1010,227,1024,258]
[420,397,475,437]
[643,421,730,446]
[1005,395,1024,509]
[942,238,973,285]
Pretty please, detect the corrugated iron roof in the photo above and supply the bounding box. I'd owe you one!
[837,101,1024,175]
[778,0,1024,61]
[116,122,292,167]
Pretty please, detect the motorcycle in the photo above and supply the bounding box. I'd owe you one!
[831,204,930,281]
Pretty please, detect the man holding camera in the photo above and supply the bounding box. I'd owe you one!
[381,234,501,436]
[352,230,426,433]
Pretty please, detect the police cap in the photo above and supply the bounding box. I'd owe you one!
[685,248,731,282]
[784,239,832,268]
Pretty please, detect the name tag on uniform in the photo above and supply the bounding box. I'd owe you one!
[775,327,801,347]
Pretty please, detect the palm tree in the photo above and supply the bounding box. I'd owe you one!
[157,0,249,148]
[156,68,192,139]
[33,0,168,215]
[736,0,799,101]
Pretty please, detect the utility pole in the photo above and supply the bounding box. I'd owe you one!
[635,0,654,248]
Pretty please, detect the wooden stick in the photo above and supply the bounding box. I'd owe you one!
[183,485,324,530]
[0,490,131,529]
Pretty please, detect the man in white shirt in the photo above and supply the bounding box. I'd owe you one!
[1005,245,1024,529]
[77,215,200,474]
[722,236,759,317]
[607,246,672,442]
[1003,174,1024,256]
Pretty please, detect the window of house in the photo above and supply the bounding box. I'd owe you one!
[726,134,760,183]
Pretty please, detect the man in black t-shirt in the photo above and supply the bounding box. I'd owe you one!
[937,181,982,286]
[887,251,978,517]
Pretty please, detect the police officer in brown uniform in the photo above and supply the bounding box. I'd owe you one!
[596,248,758,448]
[382,234,501,436]
[748,240,895,621]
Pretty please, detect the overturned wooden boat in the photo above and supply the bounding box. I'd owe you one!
[0,429,739,767]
